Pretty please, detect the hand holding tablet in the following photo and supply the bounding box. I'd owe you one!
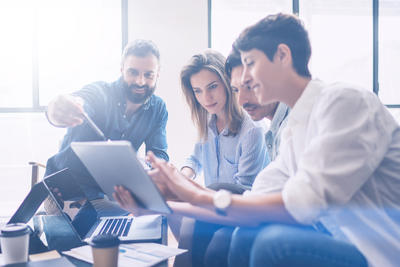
[71,141,171,214]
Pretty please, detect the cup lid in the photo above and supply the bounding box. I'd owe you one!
[89,234,120,248]
[0,223,30,237]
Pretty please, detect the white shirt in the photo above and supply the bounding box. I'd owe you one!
[250,80,400,267]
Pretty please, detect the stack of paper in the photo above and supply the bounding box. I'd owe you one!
[63,243,186,267]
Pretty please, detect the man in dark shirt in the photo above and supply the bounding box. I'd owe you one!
[45,39,168,217]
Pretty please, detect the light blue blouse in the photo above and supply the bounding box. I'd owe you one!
[184,113,268,189]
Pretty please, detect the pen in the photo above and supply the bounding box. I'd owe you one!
[81,112,107,141]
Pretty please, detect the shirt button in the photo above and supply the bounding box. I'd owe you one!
[121,134,125,138]
[123,115,126,119]
[267,144,272,149]
[117,102,121,106]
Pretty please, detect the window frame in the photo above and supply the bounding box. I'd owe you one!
[209,0,399,108]
[0,0,128,113]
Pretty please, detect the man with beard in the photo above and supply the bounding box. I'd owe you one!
[44,40,168,219]
[227,49,289,162]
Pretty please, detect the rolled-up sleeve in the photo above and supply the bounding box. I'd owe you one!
[282,88,395,224]
[145,102,169,161]
[248,156,289,196]
[72,82,108,118]
[183,143,203,177]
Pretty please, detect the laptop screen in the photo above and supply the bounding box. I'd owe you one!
[8,169,86,250]
[8,182,48,224]
[43,169,97,240]
[10,168,162,246]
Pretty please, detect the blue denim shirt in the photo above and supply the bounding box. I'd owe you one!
[45,78,168,199]
[265,102,290,161]
[184,113,268,189]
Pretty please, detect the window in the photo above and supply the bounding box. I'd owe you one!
[300,0,372,91]
[379,0,400,105]
[0,3,33,108]
[211,0,292,56]
[211,0,400,106]
[0,0,122,111]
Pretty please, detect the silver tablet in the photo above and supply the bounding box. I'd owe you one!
[71,140,171,214]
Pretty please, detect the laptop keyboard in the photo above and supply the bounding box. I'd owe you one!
[98,217,133,237]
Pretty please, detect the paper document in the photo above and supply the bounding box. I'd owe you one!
[63,243,187,267]
[29,250,61,261]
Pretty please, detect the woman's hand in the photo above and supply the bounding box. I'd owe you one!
[113,185,149,216]
[148,168,180,201]
[147,151,209,205]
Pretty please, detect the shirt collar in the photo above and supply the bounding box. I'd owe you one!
[287,79,325,126]
[208,114,217,135]
[141,95,153,110]
[208,114,229,136]
[269,102,290,135]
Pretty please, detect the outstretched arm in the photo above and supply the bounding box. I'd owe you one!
[46,94,85,127]
[146,151,296,226]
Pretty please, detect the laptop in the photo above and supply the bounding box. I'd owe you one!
[8,172,84,251]
[9,169,163,247]
[70,140,172,214]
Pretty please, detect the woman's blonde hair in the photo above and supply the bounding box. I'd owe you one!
[180,49,243,141]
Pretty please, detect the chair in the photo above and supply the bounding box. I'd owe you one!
[28,161,82,218]
[28,161,46,188]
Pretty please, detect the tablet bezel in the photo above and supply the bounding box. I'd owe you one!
[71,141,172,214]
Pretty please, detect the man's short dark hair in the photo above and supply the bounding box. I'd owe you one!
[121,39,160,64]
[234,13,311,78]
[225,48,242,79]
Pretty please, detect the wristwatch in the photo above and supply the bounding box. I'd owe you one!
[213,189,232,216]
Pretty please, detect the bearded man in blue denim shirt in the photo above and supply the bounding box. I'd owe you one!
[45,40,168,219]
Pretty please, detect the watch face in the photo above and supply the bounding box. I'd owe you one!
[214,190,231,210]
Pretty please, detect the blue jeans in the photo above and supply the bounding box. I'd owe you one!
[204,226,235,267]
[229,224,368,267]
[175,183,245,267]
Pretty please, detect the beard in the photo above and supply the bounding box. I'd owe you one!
[123,82,156,104]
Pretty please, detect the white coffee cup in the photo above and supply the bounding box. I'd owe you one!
[0,223,30,265]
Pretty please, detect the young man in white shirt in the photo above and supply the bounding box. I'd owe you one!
[115,13,400,267]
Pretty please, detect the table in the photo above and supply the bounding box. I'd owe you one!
[44,215,168,266]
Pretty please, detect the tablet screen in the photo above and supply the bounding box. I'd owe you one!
[71,141,171,214]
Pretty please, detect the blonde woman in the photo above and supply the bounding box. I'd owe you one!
[180,50,267,191]
[168,50,268,267]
